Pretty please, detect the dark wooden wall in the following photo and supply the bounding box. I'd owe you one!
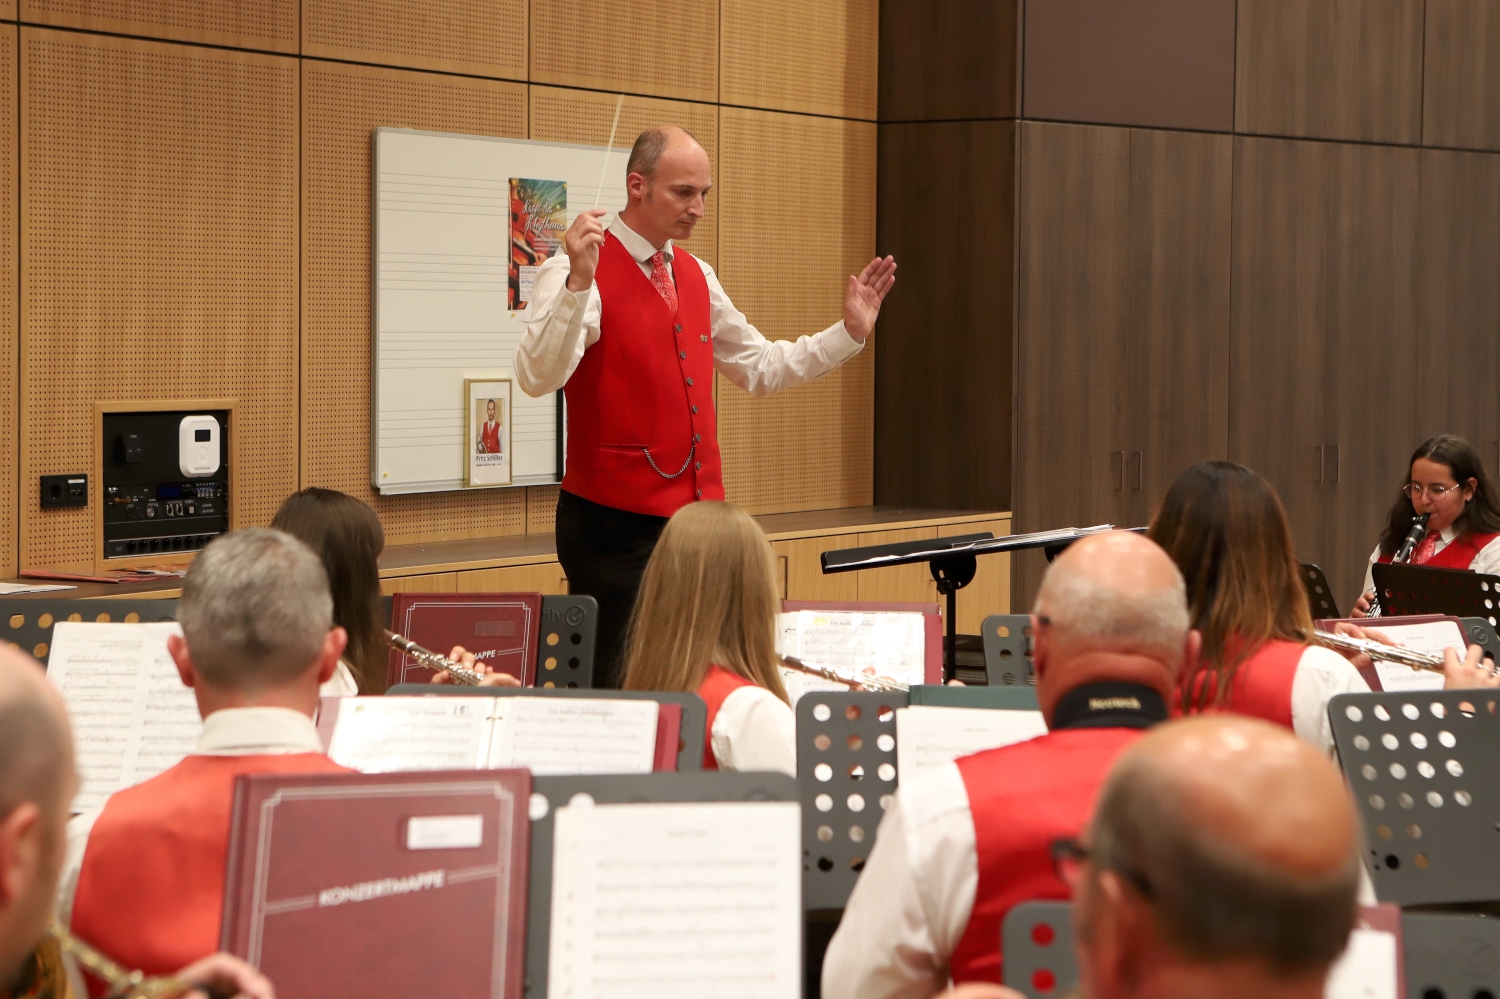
[876,0,1500,611]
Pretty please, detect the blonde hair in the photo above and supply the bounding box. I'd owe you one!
[622,501,788,703]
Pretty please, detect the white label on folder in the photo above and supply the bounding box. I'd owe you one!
[406,814,484,850]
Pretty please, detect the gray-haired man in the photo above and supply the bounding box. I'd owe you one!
[58,529,352,985]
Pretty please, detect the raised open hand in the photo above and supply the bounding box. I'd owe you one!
[843,255,897,342]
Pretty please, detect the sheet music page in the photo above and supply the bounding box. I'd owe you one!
[1324,928,1398,999]
[548,800,801,999]
[486,697,657,775]
[776,611,926,687]
[46,622,199,813]
[1367,621,1462,692]
[895,705,1048,779]
[325,696,491,772]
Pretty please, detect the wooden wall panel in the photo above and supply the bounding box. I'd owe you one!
[0,29,13,578]
[304,0,526,79]
[878,0,1017,121]
[1424,0,1500,151]
[875,120,1012,510]
[20,30,297,572]
[722,0,878,120]
[301,60,530,547]
[528,86,718,268]
[716,108,876,515]
[20,0,295,52]
[1235,0,1424,145]
[530,0,717,103]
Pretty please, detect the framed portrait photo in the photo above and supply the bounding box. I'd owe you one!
[464,378,513,487]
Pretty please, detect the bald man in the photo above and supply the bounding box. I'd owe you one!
[516,125,898,686]
[0,648,271,999]
[823,532,1200,999]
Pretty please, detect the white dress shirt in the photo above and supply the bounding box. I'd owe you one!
[1289,645,1371,754]
[710,685,797,776]
[320,660,359,697]
[1362,524,1500,593]
[57,707,325,923]
[513,216,865,399]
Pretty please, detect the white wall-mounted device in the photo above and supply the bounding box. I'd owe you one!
[178,415,221,477]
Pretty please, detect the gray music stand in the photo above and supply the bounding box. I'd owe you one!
[386,684,705,773]
[1402,911,1500,997]
[981,614,1035,687]
[534,595,598,688]
[523,772,799,999]
[1329,690,1500,906]
[1002,901,1077,999]
[1459,617,1500,663]
[1298,563,1341,619]
[0,598,180,666]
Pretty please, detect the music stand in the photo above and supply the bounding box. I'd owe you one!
[1328,689,1500,906]
[1372,562,1500,628]
[981,614,1035,687]
[1002,901,1076,999]
[1401,911,1500,997]
[534,595,598,688]
[1298,563,1341,619]
[0,598,180,666]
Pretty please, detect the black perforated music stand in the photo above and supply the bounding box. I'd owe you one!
[523,772,800,999]
[1329,689,1500,906]
[1002,901,1077,999]
[1373,562,1500,628]
[532,595,597,688]
[387,684,706,773]
[1298,563,1341,619]
[0,598,180,666]
[981,614,1035,687]
[1401,911,1500,996]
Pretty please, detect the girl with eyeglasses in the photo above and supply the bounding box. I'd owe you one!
[1352,435,1500,615]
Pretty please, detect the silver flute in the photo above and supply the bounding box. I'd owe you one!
[385,629,485,686]
[782,655,909,692]
[1312,629,1500,678]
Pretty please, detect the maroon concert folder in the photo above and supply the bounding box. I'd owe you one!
[654,701,682,772]
[387,593,544,688]
[220,770,530,999]
[782,600,944,684]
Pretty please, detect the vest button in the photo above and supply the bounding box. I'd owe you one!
[691,405,698,413]
[700,335,708,342]
[696,462,703,471]
[686,377,694,386]
[695,489,702,499]
[675,324,683,333]
[695,433,702,442]
[679,350,687,359]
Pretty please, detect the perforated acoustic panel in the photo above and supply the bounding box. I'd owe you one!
[0,29,14,578]
[20,30,297,572]
[20,0,296,52]
[717,108,876,514]
[529,85,719,269]
[301,60,530,547]
[303,0,525,79]
[530,0,718,103]
[721,0,878,120]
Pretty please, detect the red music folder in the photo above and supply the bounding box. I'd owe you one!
[220,769,530,999]
[387,593,544,688]
[781,600,943,684]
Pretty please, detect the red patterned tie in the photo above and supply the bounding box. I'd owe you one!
[649,250,678,314]
[1410,530,1440,565]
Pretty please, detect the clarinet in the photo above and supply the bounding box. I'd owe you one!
[1367,512,1431,618]
[384,630,485,685]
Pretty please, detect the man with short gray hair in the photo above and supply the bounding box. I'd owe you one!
[823,531,1202,999]
[59,529,352,984]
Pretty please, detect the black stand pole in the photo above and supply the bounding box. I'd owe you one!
[930,554,977,682]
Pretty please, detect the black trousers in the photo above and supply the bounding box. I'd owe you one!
[555,489,669,689]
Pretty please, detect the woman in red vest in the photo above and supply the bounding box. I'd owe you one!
[621,501,795,775]
[1352,435,1500,614]
[1149,462,1369,753]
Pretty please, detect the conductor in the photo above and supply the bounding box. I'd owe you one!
[516,126,897,686]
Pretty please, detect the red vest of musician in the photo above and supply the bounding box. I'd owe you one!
[70,753,350,993]
[696,664,753,770]
[947,727,1146,984]
[1376,531,1500,570]
[561,233,724,518]
[1173,638,1303,731]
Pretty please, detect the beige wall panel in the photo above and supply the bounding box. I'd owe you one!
[0,0,13,21]
[938,519,1011,631]
[716,109,876,514]
[304,0,525,79]
[301,60,528,547]
[722,0,878,119]
[529,86,719,268]
[20,30,297,572]
[21,0,294,52]
[530,0,717,103]
[0,29,12,578]
[776,536,860,603]
[380,572,458,595]
[526,484,559,533]
[453,561,568,594]
[855,527,938,605]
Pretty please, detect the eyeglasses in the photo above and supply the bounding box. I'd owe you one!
[1404,482,1463,500]
[1050,837,1155,899]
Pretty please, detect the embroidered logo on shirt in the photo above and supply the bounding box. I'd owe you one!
[1088,696,1141,712]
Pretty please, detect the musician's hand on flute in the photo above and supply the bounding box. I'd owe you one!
[1330,622,1396,671]
[1444,645,1500,689]
[173,952,275,999]
[430,645,522,687]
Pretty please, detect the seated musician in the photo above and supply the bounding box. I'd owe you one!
[57,529,352,986]
[622,501,796,775]
[932,715,1362,999]
[0,647,271,999]
[822,531,1196,998]
[1353,434,1500,613]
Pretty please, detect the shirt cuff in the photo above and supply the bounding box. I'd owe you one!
[824,321,865,359]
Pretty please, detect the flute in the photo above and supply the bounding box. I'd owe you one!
[781,656,909,693]
[1312,629,1500,678]
[384,629,485,686]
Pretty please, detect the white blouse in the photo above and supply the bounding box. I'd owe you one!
[709,685,797,776]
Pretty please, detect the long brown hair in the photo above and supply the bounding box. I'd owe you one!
[1147,462,1312,711]
[1378,435,1500,556]
[271,488,387,694]
[622,501,788,703]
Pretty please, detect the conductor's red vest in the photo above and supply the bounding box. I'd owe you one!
[1174,638,1303,731]
[561,233,724,517]
[70,753,350,993]
[948,727,1145,985]
[1376,531,1500,571]
[697,664,754,770]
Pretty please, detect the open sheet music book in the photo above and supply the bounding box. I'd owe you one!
[321,695,663,775]
[895,704,1048,778]
[1362,619,1462,693]
[775,607,933,699]
[548,800,801,999]
[45,622,202,813]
